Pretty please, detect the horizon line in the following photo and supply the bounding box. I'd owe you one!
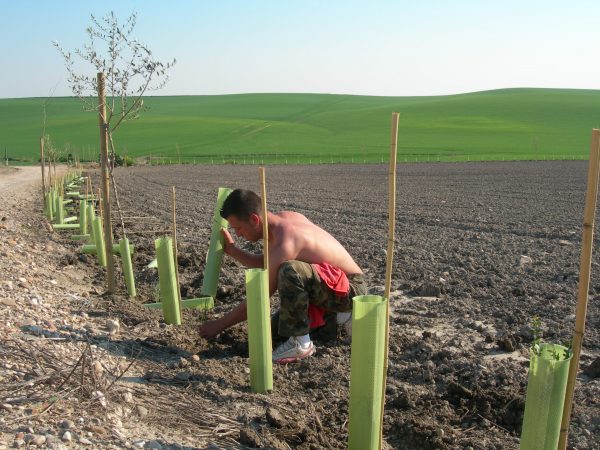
[2,86,600,101]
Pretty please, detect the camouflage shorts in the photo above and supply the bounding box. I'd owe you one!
[276,260,367,337]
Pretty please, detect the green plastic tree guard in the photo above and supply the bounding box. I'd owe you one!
[520,343,572,450]
[93,217,107,267]
[80,200,88,235]
[57,195,65,224]
[87,204,96,243]
[200,187,233,298]
[245,268,273,393]
[348,295,387,450]
[155,237,181,325]
[119,238,136,297]
[47,191,54,220]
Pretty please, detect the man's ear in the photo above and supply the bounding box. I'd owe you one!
[249,213,261,226]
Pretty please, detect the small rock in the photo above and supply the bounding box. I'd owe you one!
[59,419,75,430]
[266,407,286,428]
[216,285,233,299]
[91,391,107,408]
[239,426,261,448]
[12,439,25,448]
[122,391,134,403]
[32,435,46,446]
[106,319,120,335]
[559,240,572,246]
[136,405,148,418]
[23,434,34,444]
[133,440,146,448]
[178,357,189,368]
[191,354,200,363]
[92,361,104,378]
[473,320,486,332]
[519,255,533,268]
[145,441,163,449]
[78,437,92,445]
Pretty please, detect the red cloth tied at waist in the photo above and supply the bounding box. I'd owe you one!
[308,262,350,328]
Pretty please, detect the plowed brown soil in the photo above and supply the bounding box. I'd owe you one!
[98,161,599,449]
[2,162,597,449]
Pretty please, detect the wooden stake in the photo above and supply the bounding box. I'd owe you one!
[558,129,600,449]
[259,167,269,271]
[97,72,116,293]
[172,186,182,311]
[379,112,400,450]
[40,137,46,199]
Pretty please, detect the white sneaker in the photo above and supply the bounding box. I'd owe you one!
[272,337,315,364]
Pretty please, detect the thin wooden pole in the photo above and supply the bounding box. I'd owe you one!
[558,128,600,449]
[40,137,46,203]
[97,72,115,293]
[172,186,182,311]
[259,167,269,271]
[379,112,400,450]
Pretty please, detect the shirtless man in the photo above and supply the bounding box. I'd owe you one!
[198,189,367,363]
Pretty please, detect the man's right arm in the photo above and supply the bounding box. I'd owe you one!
[222,228,263,268]
[199,300,247,338]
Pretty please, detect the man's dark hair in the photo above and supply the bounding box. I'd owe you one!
[220,189,261,220]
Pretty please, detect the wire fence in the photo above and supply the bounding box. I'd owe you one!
[2,150,590,167]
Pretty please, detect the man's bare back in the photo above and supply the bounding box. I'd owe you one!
[269,211,362,276]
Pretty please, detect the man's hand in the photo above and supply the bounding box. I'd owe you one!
[221,228,235,256]
[199,319,225,339]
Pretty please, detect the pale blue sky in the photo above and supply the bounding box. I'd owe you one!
[1,0,599,98]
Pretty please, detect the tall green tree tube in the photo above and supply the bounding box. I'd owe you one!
[56,196,65,224]
[245,268,273,393]
[45,192,53,220]
[87,204,96,243]
[201,187,232,297]
[93,217,107,267]
[155,237,181,325]
[348,295,387,450]
[520,344,572,450]
[80,200,88,235]
[120,238,136,297]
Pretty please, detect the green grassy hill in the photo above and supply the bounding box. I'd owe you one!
[1,88,599,164]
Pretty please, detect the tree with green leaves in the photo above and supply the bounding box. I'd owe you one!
[53,11,175,164]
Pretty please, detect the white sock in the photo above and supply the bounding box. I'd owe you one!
[295,334,311,347]
[336,311,351,324]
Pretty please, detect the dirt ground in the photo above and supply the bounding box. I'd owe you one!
[1,161,599,449]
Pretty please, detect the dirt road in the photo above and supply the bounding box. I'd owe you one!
[0,166,43,194]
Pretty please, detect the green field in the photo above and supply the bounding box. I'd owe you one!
[1,88,600,164]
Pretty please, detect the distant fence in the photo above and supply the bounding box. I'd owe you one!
[1,151,589,166]
[143,152,589,166]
